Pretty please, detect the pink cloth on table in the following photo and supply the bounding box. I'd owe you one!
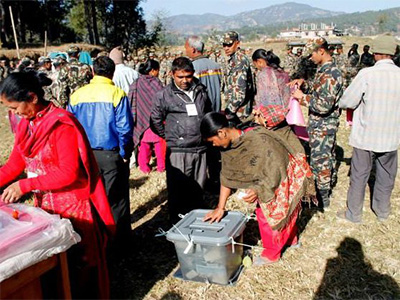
[0,205,54,261]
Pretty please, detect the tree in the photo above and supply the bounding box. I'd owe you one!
[377,13,388,33]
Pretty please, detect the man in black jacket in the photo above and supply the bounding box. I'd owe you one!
[151,57,212,222]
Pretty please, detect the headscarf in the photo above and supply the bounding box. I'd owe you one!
[79,51,93,66]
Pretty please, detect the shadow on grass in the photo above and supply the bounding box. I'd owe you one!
[160,292,183,299]
[297,205,319,237]
[129,176,148,190]
[314,237,400,300]
[109,188,179,300]
[130,189,168,224]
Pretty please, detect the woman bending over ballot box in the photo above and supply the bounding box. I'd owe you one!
[200,112,315,264]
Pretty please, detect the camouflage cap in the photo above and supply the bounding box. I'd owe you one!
[38,56,51,64]
[149,52,155,57]
[67,45,80,54]
[20,57,32,66]
[53,57,67,67]
[221,31,239,44]
[303,37,328,56]
[371,33,398,55]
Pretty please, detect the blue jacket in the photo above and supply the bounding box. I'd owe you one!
[68,76,133,159]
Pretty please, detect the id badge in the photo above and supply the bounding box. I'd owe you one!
[186,103,198,116]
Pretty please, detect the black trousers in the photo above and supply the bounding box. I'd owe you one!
[93,150,131,240]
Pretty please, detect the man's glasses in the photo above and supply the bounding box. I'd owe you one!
[222,42,234,48]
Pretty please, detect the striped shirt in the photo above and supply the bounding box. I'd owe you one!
[192,56,222,112]
[339,59,400,152]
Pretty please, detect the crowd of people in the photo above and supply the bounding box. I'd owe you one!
[0,31,399,297]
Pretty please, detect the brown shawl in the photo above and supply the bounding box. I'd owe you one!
[220,126,314,230]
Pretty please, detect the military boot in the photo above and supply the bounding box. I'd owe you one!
[317,189,331,210]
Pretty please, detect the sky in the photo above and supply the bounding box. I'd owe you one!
[140,0,400,19]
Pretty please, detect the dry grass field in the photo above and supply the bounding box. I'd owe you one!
[0,37,399,300]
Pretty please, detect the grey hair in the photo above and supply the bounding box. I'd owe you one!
[187,36,204,53]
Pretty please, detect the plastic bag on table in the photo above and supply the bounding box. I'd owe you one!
[0,203,80,263]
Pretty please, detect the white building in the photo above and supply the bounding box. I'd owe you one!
[279,23,337,39]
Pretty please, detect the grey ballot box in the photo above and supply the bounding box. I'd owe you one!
[166,209,247,285]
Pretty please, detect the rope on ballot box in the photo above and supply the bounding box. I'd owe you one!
[229,237,265,254]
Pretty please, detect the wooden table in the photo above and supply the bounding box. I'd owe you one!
[0,252,71,299]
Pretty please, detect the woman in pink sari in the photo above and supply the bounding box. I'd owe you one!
[0,71,115,299]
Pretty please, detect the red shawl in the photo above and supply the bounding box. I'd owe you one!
[15,105,116,233]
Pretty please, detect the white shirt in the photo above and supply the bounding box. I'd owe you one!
[112,64,139,94]
[339,59,400,152]
[174,82,194,102]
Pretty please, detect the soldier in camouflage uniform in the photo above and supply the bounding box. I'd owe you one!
[333,45,352,88]
[347,44,360,68]
[48,57,67,107]
[37,57,56,104]
[282,45,298,80]
[57,45,93,108]
[290,37,343,208]
[215,49,226,65]
[359,45,375,69]
[0,59,10,80]
[221,31,255,124]
[159,52,172,85]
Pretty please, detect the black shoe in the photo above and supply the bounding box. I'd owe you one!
[317,189,331,211]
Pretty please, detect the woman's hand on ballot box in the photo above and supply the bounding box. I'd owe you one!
[203,207,225,224]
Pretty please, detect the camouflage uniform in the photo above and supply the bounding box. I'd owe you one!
[215,52,226,66]
[37,66,55,102]
[333,53,352,88]
[57,52,92,108]
[359,51,374,69]
[301,38,344,206]
[283,51,298,79]
[222,31,255,122]
[160,56,172,85]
